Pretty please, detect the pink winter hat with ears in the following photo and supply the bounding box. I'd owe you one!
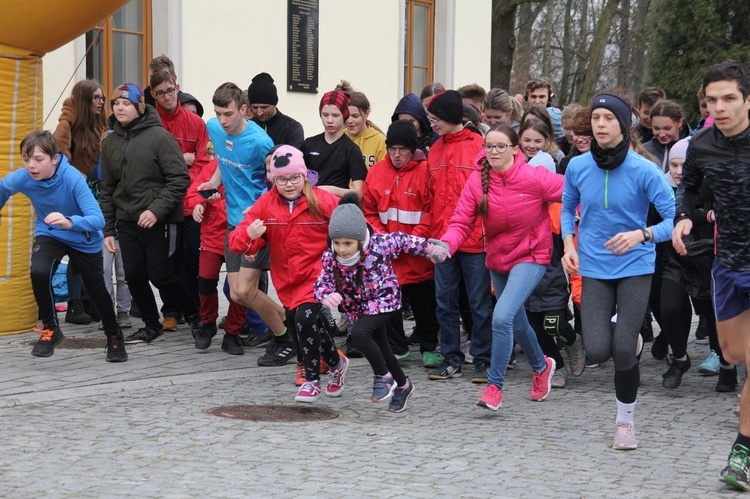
[269,145,307,179]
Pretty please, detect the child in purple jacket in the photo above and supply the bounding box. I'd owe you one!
[314,195,449,412]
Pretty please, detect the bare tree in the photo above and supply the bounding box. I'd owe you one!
[579,0,620,103]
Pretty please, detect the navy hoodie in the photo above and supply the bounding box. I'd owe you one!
[391,93,438,154]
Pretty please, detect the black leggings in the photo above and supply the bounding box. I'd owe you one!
[659,278,694,359]
[30,236,117,334]
[350,311,407,386]
[528,309,576,369]
[287,303,340,382]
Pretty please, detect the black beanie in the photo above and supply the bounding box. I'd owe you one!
[591,93,631,135]
[386,120,418,153]
[427,90,463,125]
[247,72,278,106]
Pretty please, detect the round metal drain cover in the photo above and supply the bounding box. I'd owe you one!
[205,404,340,422]
[23,337,106,349]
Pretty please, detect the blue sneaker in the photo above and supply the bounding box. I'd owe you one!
[699,350,720,375]
[371,372,397,402]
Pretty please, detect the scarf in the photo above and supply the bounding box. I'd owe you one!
[591,135,630,171]
[334,231,370,266]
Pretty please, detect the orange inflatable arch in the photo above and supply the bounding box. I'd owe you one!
[0,0,129,334]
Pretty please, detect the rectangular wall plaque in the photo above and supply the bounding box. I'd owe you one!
[287,0,319,93]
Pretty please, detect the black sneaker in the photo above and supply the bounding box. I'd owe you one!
[240,329,273,348]
[717,367,738,393]
[721,444,750,491]
[195,323,218,350]
[65,300,91,325]
[389,378,414,413]
[257,336,296,366]
[106,330,128,362]
[221,334,245,355]
[31,326,65,357]
[124,327,164,344]
[471,362,489,384]
[428,360,462,380]
[662,355,690,389]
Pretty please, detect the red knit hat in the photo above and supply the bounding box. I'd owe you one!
[319,90,351,121]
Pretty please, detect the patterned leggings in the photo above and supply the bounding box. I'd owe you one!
[288,303,341,382]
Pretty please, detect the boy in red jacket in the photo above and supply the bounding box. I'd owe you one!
[362,120,441,368]
[425,90,493,383]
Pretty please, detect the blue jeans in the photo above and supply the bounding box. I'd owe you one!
[434,251,493,367]
[488,264,547,389]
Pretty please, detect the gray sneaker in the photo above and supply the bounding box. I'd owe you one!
[565,334,586,377]
[117,312,132,329]
[428,360,462,380]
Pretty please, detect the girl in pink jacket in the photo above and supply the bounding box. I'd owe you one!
[440,124,565,411]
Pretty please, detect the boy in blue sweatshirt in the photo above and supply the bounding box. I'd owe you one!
[0,131,127,361]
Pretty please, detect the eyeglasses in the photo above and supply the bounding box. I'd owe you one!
[483,143,511,153]
[428,117,441,126]
[387,146,411,155]
[154,87,177,98]
[274,174,304,186]
[92,95,105,102]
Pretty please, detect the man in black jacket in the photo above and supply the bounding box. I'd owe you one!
[673,60,750,492]
[100,83,199,344]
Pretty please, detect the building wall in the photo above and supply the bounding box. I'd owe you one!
[41,0,491,136]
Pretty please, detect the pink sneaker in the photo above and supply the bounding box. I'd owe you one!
[476,383,503,411]
[326,353,349,397]
[613,421,637,450]
[531,356,556,401]
[295,380,322,403]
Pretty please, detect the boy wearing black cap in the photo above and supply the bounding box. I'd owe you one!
[100,83,200,344]
[425,90,494,383]
[362,120,441,368]
[248,72,305,148]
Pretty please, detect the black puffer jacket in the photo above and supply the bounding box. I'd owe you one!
[676,124,750,271]
[100,105,190,237]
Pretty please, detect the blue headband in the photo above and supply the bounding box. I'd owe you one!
[591,93,631,135]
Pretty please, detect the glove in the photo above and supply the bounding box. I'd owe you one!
[322,292,343,308]
[426,238,451,263]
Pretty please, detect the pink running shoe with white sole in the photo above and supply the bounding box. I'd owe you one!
[531,356,556,401]
[295,380,322,403]
[476,383,503,411]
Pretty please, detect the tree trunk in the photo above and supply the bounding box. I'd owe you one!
[629,0,652,95]
[541,2,553,77]
[579,0,620,104]
[617,0,631,88]
[490,0,518,90]
[510,2,543,94]
[558,0,574,104]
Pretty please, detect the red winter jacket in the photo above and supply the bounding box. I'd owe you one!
[427,127,485,253]
[184,159,227,256]
[229,187,340,310]
[441,150,565,273]
[157,102,211,215]
[362,151,434,284]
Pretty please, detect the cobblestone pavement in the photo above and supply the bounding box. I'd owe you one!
[0,281,745,497]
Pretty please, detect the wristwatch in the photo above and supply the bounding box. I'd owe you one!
[640,228,651,244]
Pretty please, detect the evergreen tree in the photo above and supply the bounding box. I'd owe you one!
[648,0,750,123]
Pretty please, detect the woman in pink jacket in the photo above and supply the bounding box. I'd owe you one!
[440,124,565,411]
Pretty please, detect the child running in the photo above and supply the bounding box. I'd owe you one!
[314,195,450,412]
[229,145,347,403]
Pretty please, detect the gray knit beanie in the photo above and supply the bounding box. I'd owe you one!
[329,203,367,241]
